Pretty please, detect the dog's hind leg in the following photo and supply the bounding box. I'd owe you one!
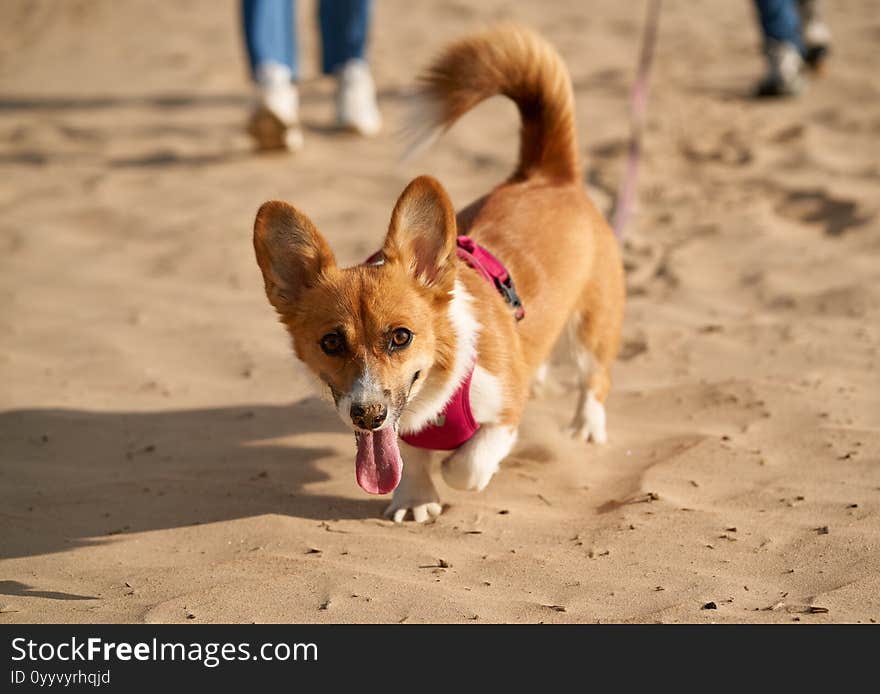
[568,350,610,444]
[567,303,620,445]
[567,231,625,444]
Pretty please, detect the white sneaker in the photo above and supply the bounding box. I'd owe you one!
[335,59,382,136]
[247,61,304,151]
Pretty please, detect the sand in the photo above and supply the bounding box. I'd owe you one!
[1,0,878,624]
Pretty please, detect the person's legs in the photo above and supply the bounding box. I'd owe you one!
[318,0,381,135]
[241,0,303,150]
[755,0,804,53]
[242,0,297,78]
[753,0,806,97]
[318,0,371,75]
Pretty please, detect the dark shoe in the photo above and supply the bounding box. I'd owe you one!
[755,40,806,98]
[799,0,832,72]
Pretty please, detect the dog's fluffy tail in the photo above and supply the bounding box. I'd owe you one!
[405,24,580,183]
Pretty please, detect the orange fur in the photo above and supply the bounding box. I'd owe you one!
[254,178,464,423]
[415,24,580,183]
[252,25,625,515]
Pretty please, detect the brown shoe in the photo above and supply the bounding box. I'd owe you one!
[247,105,304,152]
[248,62,304,152]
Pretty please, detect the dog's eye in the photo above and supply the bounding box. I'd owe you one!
[320,332,345,355]
[390,328,413,351]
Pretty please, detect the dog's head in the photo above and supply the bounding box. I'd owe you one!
[253,176,458,494]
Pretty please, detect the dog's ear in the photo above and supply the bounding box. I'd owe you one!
[253,200,336,312]
[382,176,457,291]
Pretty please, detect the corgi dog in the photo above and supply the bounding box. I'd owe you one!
[253,25,625,522]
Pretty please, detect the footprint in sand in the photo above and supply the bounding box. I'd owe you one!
[621,231,665,295]
[679,129,753,168]
[775,188,872,237]
[618,332,648,362]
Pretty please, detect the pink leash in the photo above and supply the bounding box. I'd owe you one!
[611,0,663,239]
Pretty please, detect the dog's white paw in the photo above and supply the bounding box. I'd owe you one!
[383,473,441,523]
[442,451,498,491]
[568,392,608,444]
[383,498,442,523]
[441,425,516,491]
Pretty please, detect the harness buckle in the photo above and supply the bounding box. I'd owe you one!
[494,275,525,321]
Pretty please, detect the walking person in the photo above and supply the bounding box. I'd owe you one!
[753,0,832,97]
[241,0,382,151]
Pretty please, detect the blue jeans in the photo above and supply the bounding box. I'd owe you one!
[242,0,372,80]
[754,0,804,53]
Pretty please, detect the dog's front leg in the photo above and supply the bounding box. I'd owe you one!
[441,424,517,492]
[383,441,441,523]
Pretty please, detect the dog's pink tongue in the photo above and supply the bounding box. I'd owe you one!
[355,428,402,495]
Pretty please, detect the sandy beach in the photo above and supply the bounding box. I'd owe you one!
[1,0,878,623]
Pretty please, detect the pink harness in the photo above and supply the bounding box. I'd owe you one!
[399,236,524,451]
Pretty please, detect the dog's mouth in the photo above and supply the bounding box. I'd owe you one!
[354,426,402,495]
[350,372,421,495]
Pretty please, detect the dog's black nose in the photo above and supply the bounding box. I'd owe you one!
[350,403,387,430]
